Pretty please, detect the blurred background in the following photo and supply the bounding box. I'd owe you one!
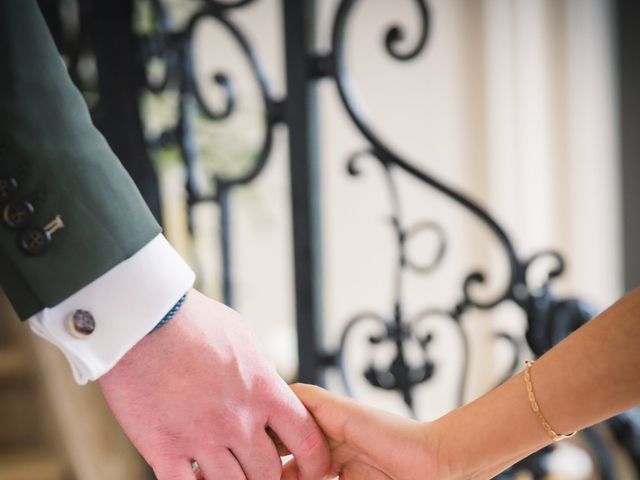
[1,0,639,478]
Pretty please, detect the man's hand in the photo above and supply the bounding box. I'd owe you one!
[98,289,330,480]
[284,384,445,480]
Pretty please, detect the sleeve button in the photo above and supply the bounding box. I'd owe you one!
[3,200,34,229]
[67,310,96,338]
[19,227,52,255]
[0,178,18,204]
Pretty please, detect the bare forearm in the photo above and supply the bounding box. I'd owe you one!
[432,288,640,479]
[533,288,640,432]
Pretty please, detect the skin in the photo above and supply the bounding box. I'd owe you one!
[281,384,441,480]
[98,289,330,480]
[290,287,640,480]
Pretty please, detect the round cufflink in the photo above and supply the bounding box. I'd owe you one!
[2,200,34,229]
[66,309,96,338]
[0,177,18,204]
[19,227,52,255]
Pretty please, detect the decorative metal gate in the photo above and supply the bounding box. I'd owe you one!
[40,0,640,478]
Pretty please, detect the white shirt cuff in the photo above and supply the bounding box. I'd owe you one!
[27,234,195,384]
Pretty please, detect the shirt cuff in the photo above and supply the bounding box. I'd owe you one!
[27,234,195,384]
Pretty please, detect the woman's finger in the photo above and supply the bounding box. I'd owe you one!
[267,382,331,480]
[290,383,360,442]
[340,462,394,480]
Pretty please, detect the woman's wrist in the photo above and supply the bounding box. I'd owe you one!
[428,412,505,480]
[415,290,640,480]
[425,415,469,480]
[425,372,555,480]
[420,418,463,480]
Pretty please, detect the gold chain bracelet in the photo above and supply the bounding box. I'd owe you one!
[524,360,575,442]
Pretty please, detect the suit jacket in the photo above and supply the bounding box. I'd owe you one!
[0,1,195,384]
[0,0,161,320]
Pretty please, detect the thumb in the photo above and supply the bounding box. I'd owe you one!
[290,383,362,443]
[289,383,336,411]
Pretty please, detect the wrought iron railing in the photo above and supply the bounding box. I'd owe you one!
[40,0,640,478]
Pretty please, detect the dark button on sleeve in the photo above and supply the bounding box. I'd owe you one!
[3,200,34,229]
[19,227,51,255]
[66,310,96,338]
[0,178,18,204]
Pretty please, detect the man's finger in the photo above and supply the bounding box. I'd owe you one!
[232,430,282,480]
[268,382,331,480]
[196,449,246,480]
[151,460,197,480]
[266,427,291,457]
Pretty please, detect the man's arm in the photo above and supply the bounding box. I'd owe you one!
[0,0,193,383]
[0,0,164,314]
[0,2,330,479]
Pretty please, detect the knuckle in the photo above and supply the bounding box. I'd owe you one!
[254,371,276,394]
[255,373,288,408]
[230,413,267,445]
[232,419,255,444]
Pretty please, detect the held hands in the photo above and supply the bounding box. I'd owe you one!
[98,289,330,480]
[283,384,449,480]
[98,288,640,480]
[97,287,444,480]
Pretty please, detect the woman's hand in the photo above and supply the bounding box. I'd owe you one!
[281,383,449,480]
[280,289,640,480]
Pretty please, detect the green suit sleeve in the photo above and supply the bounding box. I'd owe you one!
[0,0,161,319]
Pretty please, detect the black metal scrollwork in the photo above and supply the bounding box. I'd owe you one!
[323,0,640,478]
[140,0,281,304]
[330,0,519,412]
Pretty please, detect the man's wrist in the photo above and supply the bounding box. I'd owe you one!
[27,234,195,384]
[149,291,189,334]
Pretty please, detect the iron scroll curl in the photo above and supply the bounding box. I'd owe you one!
[141,0,281,304]
[329,0,524,406]
[330,0,522,312]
